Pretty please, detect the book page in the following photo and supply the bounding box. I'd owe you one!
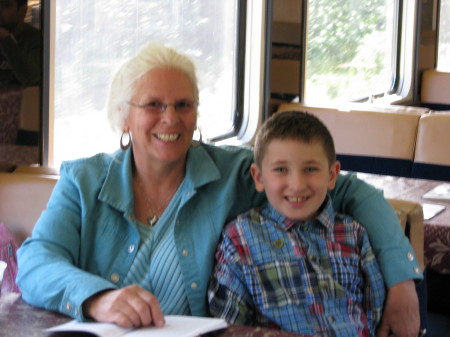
[45,320,131,337]
[126,316,227,337]
[45,315,227,337]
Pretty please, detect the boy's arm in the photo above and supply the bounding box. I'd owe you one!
[208,225,255,326]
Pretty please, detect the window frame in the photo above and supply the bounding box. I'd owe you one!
[42,1,248,166]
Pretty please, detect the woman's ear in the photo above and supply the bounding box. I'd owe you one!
[327,160,341,190]
[250,163,265,192]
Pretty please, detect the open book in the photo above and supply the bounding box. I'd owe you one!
[45,315,227,337]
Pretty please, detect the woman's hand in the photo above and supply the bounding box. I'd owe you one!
[82,285,165,329]
[376,280,420,337]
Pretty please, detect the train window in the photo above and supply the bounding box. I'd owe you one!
[437,0,450,71]
[304,0,398,104]
[51,1,242,168]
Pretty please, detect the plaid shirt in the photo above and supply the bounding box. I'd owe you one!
[208,196,386,337]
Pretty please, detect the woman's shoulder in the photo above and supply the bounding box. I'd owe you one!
[59,151,123,181]
[195,143,253,161]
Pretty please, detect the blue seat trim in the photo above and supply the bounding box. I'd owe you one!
[336,154,413,177]
[412,163,450,182]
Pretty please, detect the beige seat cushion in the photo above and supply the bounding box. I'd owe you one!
[277,103,425,160]
[0,172,58,243]
[414,112,450,166]
[421,70,450,105]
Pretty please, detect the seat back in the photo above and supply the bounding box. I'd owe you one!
[0,171,58,244]
[421,69,450,109]
[412,112,450,181]
[387,199,424,272]
[277,103,426,176]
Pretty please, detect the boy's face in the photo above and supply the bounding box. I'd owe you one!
[251,138,340,222]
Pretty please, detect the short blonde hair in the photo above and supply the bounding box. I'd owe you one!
[107,43,199,132]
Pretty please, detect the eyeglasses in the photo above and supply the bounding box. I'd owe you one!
[127,100,198,113]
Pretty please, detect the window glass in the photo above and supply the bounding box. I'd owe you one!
[305,0,396,104]
[54,1,239,168]
[437,0,450,71]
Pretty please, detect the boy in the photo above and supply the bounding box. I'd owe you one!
[208,110,386,336]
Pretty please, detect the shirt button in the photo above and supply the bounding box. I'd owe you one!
[65,302,72,311]
[407,252,414,261]
[128,244,135,253]
[414,267,420,274]
[191,282,197,289]
[111,273,120,283]
[328,315,336,322]
[182,249,189,256]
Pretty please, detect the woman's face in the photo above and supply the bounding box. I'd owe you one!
[124,67,198,167]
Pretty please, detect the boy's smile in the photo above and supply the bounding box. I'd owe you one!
[251,138,340,222]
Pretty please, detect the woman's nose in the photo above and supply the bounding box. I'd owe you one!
[161,105,179,124]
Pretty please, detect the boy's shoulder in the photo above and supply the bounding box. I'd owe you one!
[334,212,369,238]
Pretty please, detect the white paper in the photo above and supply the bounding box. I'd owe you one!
[45,315,227,337]
[422,203,446,220]
[422,183,450,202]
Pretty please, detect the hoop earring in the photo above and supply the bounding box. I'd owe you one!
[192,127,203,147]
[120,131,131,150]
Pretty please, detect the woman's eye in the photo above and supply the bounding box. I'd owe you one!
[274,167,286,173]
[146,101,162,108]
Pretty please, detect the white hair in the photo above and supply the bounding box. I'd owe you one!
[106,43,199,132]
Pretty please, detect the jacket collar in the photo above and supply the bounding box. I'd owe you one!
[98,144,221,213]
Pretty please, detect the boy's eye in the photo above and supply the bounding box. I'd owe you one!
[274,167,287,173]
[305,167,318,173]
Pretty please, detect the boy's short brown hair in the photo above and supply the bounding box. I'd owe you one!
[253,110,336,166]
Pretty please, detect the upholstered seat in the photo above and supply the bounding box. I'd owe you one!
[412,111,450,181]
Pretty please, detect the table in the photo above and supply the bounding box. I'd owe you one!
[0,296,308,337]
[356,172,450,274]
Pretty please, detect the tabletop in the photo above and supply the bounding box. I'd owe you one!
[0,296,307,337]
[356,172,450,274]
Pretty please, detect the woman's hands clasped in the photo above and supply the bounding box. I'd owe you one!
[83,285,165,328]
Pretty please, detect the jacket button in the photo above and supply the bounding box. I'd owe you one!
[65,302,72,311]
[407,252,414,261]
[128,244,135,253]
[191,282,197,289]
[111,273,120,282]
[182,249,189,256]
[414,267,420,274]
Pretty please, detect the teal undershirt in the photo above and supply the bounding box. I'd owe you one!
[123,181,190,315]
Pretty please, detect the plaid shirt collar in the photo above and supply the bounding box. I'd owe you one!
[260,193,336,232]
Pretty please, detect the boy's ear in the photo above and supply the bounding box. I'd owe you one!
[250,163,265,192]
[327,160,341,190]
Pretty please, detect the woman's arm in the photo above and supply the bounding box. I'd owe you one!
[331,172,421,337]
[330,172,422,286]
[16,169,117,320]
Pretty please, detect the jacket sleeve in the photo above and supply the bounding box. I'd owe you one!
[16,164,117,321]
[330,173,422,287]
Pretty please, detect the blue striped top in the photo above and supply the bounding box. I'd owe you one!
[123,183,190,315]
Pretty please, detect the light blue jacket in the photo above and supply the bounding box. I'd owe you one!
[17,144,421,320]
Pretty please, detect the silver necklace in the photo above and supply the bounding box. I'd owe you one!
[137,179,174,226]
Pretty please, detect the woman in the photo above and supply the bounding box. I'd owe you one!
[17,44,420,336]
